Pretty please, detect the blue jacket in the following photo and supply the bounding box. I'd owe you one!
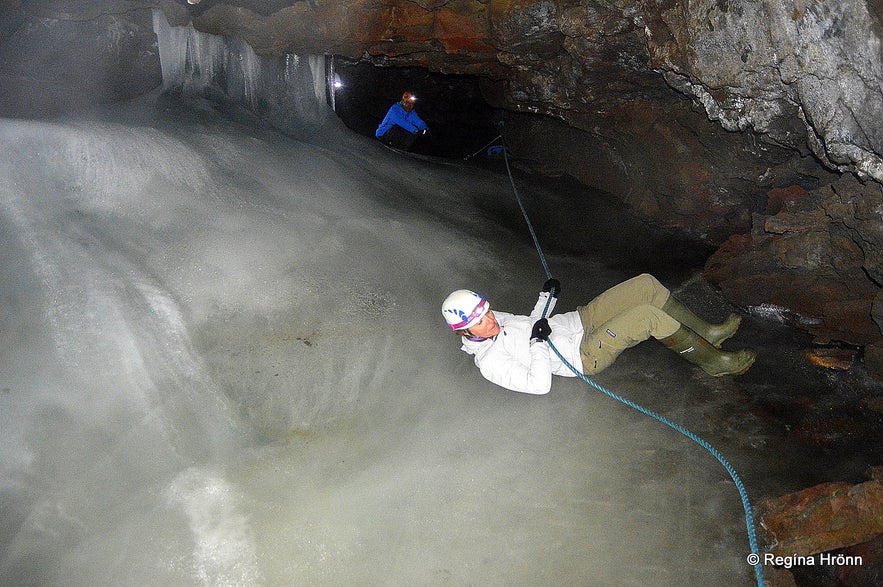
[375,102,428,138]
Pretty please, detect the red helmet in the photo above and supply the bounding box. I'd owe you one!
[401,91,417,103]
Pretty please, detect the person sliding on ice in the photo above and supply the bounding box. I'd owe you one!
[375,91,428,151]
[441,274,756,395]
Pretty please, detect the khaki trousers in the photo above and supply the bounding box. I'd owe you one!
[577,273,680,375]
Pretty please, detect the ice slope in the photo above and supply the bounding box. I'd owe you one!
[0,94,757,586]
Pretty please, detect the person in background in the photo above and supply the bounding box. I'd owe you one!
[375,91,428,151]
[441,274,756,395]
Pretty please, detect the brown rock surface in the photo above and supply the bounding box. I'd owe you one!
[759,479,883,557]
[705,175,883,346]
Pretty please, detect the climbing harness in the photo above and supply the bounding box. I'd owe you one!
[494,121,767,587]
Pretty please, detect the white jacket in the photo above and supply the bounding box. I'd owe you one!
[459,292,584,395]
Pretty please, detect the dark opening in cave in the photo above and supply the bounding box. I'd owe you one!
[330,58,499,159]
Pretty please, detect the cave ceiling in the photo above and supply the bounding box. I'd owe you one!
[147,0,883,187]
[10,0,881,187]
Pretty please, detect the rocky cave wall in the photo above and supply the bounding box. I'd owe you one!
[2,0,883,363]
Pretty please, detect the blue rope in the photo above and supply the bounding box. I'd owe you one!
[498,124,552,279]
[496,122,766,586]
[547,340,765,585]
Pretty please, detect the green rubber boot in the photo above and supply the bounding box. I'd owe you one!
[661,326,756,377]
[661,296,742,348]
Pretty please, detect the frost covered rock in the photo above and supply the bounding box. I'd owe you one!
[648,0,883,184]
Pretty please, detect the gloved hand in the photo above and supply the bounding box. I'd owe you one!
[420,128,428,135]
[542,278,561,297]
[531,318,551,342]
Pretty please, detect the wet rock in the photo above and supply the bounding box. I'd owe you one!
[803,348,858,371]
[758,478,883,557]
[705,175,883,347]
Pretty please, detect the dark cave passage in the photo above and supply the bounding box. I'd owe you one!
[329,58,499,159]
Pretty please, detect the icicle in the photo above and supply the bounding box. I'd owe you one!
[152,10,186,90]
[325,56,337,112]
[307,55,326,105]
[152,10,333,133]
[236,39,262,110]
[285,53,300,82]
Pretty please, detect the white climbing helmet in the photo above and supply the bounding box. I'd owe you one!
[442,289,489,331]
